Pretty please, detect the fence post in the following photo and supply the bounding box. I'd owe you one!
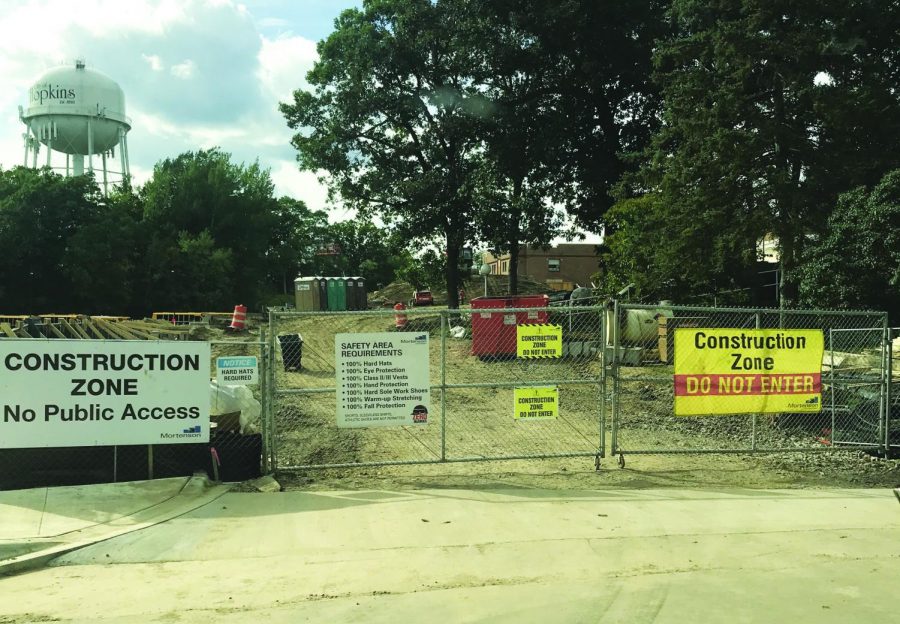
[258,326,269,474]
[599,304,607,460]
[828,328,836,446]
[267,309,278,472]
[882,315,890,454]
[610,299,620,457]
[752,311,761,450]
[440,310,447,462]
[887,326,894,454]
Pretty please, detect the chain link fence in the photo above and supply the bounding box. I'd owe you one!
[268,302,606,470]
[609,303,890,462]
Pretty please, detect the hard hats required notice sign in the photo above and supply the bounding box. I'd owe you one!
[514,386,558,420]
[216,356,258,385]
[674,329,824,416]
[0,340,210,448]
[335,332,430,428]
[517,324,562,359]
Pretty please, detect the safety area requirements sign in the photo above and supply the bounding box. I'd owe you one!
[514,386,558,419]
[0,340,210,448]
[674,329,824,416]
[517,324,562,358]
[335,332,430,428]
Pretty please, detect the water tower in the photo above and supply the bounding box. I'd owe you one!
[19,59,131,195]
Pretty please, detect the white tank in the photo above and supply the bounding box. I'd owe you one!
[606,303,674,345]
[19,60,131,194]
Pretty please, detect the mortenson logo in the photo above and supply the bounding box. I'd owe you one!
[30,84,76,105]
[159,425,203,440]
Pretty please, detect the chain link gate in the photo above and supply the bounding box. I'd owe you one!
[608,303,890,465]
[266,304,607,471]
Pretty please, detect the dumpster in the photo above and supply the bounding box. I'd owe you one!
[294,277,322,311]
[471,295,549,358]
[326,277,346,311]
[278,333,303,371]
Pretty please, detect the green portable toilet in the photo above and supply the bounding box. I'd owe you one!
[317,277,328,311]
[294,277,321,311]
[327,277,346,311]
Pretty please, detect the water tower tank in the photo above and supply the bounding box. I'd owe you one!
[19,60,131,194]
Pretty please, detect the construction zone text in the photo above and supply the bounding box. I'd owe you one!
[673,328,824,416]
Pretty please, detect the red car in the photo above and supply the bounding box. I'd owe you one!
[411,290,434,306]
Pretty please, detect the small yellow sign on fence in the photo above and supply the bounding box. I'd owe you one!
[517,324,562,359]
[674,328,824,416]
[514,386,558,420]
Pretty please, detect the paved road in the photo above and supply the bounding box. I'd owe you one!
[2,487,898,623]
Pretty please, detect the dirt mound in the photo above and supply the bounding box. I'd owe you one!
[370,274,554,307]
[369,280,415,307]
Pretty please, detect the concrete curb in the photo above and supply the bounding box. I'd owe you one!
[0,476,231,577]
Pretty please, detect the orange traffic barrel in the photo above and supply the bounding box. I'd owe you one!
[393,302,408,328]
[229,304,247,330]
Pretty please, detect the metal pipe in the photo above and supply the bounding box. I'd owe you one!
[282,451,604,471]
[611,299,620,456]
[268,308,278,471]
[440,311,447,461]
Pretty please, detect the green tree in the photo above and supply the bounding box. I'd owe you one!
[797,169,900,318]
[62,185,144,315]
[138,149,279,310]
[505,0,669,229]
[633,0,900,304]
[266,197,329,294]
[0,167,104,313]
[281,0,487,309]
[312,220,411,290]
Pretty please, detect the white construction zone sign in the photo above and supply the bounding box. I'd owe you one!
[0,340,210,448]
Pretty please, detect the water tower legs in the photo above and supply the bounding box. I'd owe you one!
[87,118,94,173]
[102,152,109,196]
[119,130,130,181]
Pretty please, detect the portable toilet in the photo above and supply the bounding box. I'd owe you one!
[354,277,366,310]
[317,277,328,311]
[294,277,321,311]
[327,277,347,311]
[345,278,357,310]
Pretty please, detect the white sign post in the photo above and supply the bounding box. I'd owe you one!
[335,332,431,428]
[216,356,258,385]
[0,340,210,448]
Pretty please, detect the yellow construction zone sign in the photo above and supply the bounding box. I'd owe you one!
[674,328,824,416]
[517,324,562,358]
[514,386,558,420]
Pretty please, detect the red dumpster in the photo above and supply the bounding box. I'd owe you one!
[470,295,549,358]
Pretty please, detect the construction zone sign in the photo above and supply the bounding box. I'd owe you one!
[517,324,562,359]
[674,329,824,416]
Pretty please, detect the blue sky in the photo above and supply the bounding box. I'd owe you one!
[0,0,361,217]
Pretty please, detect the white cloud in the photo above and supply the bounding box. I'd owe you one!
[170,59,196,79]
[258,17,290,28]
[142,54,164,72]
[257,34,318,103]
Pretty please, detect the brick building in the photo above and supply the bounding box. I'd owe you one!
[483,243,600,291]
